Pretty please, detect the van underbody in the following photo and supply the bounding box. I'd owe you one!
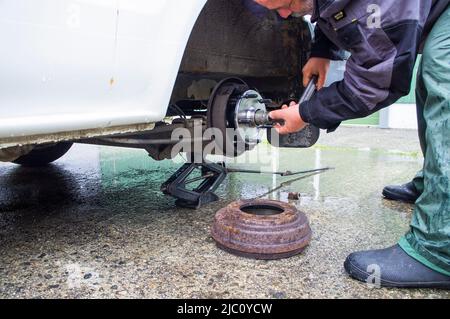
[0,0,312,162]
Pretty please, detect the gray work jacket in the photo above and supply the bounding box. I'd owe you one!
[300,0,449,131]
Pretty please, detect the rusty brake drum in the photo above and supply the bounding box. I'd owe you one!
[211,199,312,260]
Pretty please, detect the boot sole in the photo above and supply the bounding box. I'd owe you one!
[344,258,450,289]
[382,188,418,204]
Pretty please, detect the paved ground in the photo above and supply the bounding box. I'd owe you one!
[0,126,448,299]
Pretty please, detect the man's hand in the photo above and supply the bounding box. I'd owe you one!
[269,101,307,135]
[302,57,331,90]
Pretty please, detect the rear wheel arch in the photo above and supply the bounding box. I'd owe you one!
[171,0,313,105]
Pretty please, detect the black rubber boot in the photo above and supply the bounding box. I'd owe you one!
[344,245,450,289]
[382,181,420,204]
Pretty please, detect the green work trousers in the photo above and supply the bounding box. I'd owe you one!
[399,6,450,276]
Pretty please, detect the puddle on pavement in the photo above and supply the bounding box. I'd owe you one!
[0,143,421,238]
[0,143,422,207]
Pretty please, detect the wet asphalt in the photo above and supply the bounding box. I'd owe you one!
[0,127,449,299]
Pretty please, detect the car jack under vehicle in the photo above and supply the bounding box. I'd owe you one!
[161,160,332,209]
[161,161,228,209]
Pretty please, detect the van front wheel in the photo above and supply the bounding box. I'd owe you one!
[12,142,73,167]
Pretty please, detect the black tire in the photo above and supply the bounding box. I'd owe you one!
[12,142,73,167]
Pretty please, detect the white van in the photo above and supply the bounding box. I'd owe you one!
[0,0,323,167]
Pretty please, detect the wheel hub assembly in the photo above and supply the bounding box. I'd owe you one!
[207,78,267,157]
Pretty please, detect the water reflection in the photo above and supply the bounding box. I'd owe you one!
[0,143,423,212]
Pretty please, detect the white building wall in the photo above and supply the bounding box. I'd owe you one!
[380,104,418,130]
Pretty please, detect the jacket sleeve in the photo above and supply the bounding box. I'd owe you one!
[300,1,429,131]
[310,25,347,61]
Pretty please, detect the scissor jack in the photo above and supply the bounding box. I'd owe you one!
[161,161,228,209]
[161,158,332,209]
